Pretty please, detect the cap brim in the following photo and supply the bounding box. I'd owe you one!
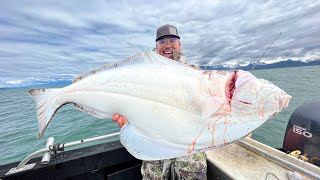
[156,35,180,41]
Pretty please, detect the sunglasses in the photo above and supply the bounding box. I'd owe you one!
[156,37,179,46]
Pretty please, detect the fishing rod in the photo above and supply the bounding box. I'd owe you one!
[207,32,282,71]
[251,32,282,70]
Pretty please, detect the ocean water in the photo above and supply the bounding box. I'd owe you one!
[0,65,319,165]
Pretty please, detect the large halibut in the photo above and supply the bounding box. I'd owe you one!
[29,51,291,160]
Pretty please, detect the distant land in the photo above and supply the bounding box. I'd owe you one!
[0,80,72,90]
[200,59,320,70]
[0,59,319,90]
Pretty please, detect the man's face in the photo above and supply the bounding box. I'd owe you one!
[156,36,181,60]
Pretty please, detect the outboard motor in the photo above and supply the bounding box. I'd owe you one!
[283,100,320,162]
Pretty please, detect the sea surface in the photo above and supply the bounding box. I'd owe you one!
[0,65,319,165]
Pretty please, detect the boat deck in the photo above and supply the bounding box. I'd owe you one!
[206,138,320,180]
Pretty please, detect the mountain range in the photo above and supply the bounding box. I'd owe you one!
[200,59,320,70]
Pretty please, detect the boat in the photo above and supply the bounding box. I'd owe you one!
[1,100,319,180]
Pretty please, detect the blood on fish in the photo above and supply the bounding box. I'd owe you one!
[258,99,266,117]
[238,100,252,105]
[188,125,206,154]
[226,71,238,104]
[209,117,219,146]
[212,105,231,145]
[208,111,226,147]
[223,117,229,144]
[209,90,220,97]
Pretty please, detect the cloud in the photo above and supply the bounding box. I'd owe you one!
[0,0,319,87]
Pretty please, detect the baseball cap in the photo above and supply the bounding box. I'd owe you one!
[156,24,180,41]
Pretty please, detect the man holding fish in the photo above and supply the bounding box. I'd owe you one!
[112,24,207,180]
[29,23,291,180]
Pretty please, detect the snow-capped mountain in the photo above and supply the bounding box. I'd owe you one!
[200,59,320,70]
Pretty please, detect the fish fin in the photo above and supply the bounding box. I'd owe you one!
[73,51,170,83]
[201,97,223,119]
[28,88,63,139]
[73,103,113,119]
[120,123,188,160]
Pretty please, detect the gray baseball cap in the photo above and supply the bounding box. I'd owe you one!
[156,24,180,41]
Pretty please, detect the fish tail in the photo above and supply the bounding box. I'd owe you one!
[28,88,62,139]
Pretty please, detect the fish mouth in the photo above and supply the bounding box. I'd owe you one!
[226,71,238,103]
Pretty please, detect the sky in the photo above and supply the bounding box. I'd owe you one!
[0,0,319,88]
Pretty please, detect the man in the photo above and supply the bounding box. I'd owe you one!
[112,24,207,180]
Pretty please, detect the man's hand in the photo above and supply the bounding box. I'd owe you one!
[112,113,127,128]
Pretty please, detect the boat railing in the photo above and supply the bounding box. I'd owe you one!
[6,132,120,175]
